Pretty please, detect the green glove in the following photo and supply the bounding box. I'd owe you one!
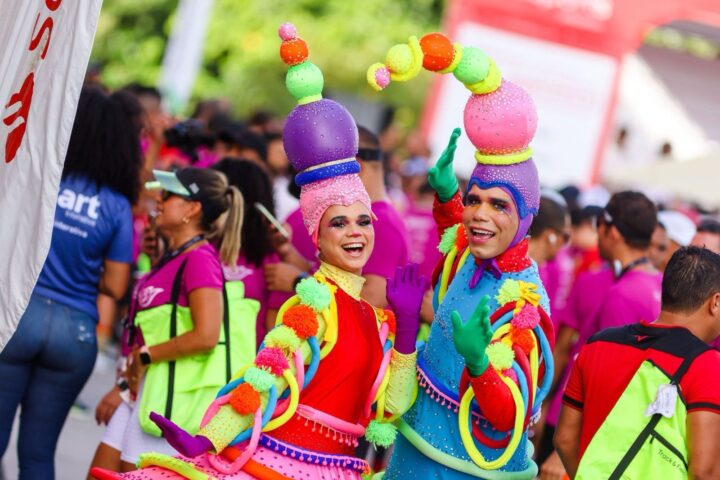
[428,128,461,202]
[451,295,493,376]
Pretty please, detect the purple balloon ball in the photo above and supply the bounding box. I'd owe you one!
[283,99,359,173]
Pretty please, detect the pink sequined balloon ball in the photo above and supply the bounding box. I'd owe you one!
[463,80,537,155]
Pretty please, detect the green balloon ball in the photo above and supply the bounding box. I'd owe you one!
[453,47,490,85]
[286,61,324,102]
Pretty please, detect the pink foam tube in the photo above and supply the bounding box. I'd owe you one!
[364,348,392,418]
[297,404,365,436]
[200,393,231,428]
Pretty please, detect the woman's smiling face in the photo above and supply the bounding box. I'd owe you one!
[462,185,519,260]
[316,202,375,274]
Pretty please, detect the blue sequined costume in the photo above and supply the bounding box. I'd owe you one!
[385,226,551,479]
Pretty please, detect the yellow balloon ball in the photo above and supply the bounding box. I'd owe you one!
[386,44,413,74]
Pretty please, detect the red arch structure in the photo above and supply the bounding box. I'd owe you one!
[422,0,720,186]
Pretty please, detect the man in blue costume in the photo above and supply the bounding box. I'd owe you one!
[368,33,555,479]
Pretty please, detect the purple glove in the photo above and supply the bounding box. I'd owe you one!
[386,264,428,354]
[150,412,213,458]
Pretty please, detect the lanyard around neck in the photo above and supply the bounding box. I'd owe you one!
[154,234,205,271]
[615,256,649,280]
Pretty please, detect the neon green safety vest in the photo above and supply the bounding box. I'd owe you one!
[576,344,708,479]
[135,259,260,436]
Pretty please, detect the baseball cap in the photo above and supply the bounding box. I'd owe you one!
[146,167,228,223]
[658,210,696,247]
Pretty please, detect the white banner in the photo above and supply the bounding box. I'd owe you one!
[159,0,214,114]
[0,0,103,350]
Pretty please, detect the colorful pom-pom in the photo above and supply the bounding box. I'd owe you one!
[280,38,309,66]
[455,224,468,251]
[511,328,536,356]
[282,305,319,339]
[438,223,459,254]
[244,366,276,392]
[364,420,398,448]
[511,304,540,330]
[285,61,324,104]
[278,22,297,41]
[452,46,490,85]
[496,279,522,306]
[486,341,515,371]
[296,277,332,312]
[264,325,302,353]
[386,44,414,75]
[419,33,454,72]
[229,383,261,415]
[254,347,289,376]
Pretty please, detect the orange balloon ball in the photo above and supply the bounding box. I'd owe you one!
[280,38,309,66]
[419,33,454,72]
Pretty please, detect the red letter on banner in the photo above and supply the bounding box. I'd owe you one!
[46,0,62,11]
[3,73,35,163]
[29,15,54,59]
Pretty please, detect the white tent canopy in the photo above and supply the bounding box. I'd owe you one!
[604,148,720,208]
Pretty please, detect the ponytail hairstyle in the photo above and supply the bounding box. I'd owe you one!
[213,158,276,267]
[187,168,244,266]
[215,184,244,266]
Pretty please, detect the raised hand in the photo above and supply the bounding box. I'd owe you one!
[428,127,461,202]
[387,264,428,354]
[451,294,493,376]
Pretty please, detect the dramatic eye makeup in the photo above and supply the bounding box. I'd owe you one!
[357,214,372,227]
[329,216,348,228]
[491,198,510,213]
[329,214,372,228]
[463,194,481,206]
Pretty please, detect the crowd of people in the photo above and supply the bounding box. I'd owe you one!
[1,24,720,480]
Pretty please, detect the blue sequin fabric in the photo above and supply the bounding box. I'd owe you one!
[384,259,549,479]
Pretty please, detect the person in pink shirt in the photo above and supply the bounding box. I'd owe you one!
[212,158,293,343]
[691,219,720,349]
[539,191,662,478]
[285,205,318,265]
[529,193,572,326]
[89,167,244,474]
[356,126,410,307]
[404,183,442,281]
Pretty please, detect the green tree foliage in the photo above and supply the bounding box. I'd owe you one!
[92,0,443,116]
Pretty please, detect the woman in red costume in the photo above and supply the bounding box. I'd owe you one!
[91,23,425,480]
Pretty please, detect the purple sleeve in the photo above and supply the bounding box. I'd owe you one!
[106,198,133,263]
[183,246,224,294]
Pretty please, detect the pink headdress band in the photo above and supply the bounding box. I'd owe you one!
[300,175,373,245]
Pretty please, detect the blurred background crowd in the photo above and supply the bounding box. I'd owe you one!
[3,0,720,478]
